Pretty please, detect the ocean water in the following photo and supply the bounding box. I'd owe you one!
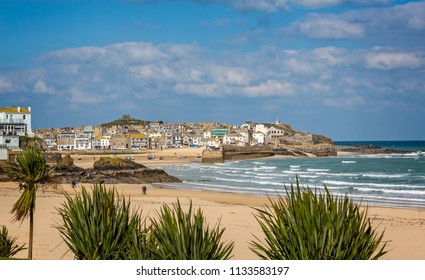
[159,141,425,209]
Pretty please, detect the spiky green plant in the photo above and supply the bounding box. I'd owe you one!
[55,183,150,260]
[7,146,52,259]
[0,225,26,258]
[149,199,234,260]
[251,178,387,260]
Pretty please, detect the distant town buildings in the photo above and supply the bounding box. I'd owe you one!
[0,106,319,155]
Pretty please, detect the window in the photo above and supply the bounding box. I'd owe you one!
[5,139,11,144]
[23,115,26,120]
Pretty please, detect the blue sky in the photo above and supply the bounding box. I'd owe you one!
[1,0,424,140]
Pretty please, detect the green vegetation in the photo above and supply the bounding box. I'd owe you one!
[93,156,142,170]
[0,225,26,258]
[149,200,234,260]
[312,134,334,144]
[251,178,387,260]
[7,146,52,260]
[55,185,233,260]
[55,183,150,260]
[100,118,150,128]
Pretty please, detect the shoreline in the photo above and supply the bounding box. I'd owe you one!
[1,182,425,260]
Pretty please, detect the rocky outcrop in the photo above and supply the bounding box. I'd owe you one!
[336,144,411,154]
[50,156,181,184]
[93,157,146,170]
[50,168,181,184]
[1,155,181,184]
[297,145,338,157]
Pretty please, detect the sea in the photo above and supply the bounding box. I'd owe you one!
[159,141,425,209]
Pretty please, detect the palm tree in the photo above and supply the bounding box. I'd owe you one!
[7,146,52,260]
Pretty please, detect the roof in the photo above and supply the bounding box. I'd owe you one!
[0,106,31,114]
[130,133,147,138]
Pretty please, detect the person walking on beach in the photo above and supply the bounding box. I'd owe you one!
[142,185,147,195]
[72,179,77,189]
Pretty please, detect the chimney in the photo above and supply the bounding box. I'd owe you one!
[17,106,21,112]
[28,105,31,112]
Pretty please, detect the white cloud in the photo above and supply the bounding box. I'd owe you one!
[3,39,424,113]
[231,0,288,12]
[365,52,424,70]
[129,0,390,12]
[210,66,251,86]
[312,47,349,65]
[295,0,389,9]
[408,16,425,31]
[175,83,221,97]
[296,17,365,39]
[33,80,54,94]
[0,76,14,93]
[198,0,391,11]
[285,1,425,44]
[244,80,293,97]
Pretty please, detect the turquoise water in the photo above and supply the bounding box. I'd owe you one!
[160,141,425,209]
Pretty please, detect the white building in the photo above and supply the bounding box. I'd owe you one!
[74,133,92,150]
[57,132,76,151]
[0,105,33,148]
[223,133,245,146]
[254,124,269,135]
[252,132,266,145]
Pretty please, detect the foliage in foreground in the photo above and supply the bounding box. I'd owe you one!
[251,178,388,260]
[0,225,26,258]
[55,184,233,260]
[149,199,234,260]
[55,183,150,260]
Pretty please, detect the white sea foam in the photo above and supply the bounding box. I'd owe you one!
[355,187,425,196]
[161,153,425,209]
[299,175,320,179]
[307,168,330,172]
[362,173,409,179]
[322,180,425,189]
[283,170,310,174]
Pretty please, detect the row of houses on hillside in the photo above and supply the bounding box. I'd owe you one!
[1,106,315,154]
[35,120,313,151]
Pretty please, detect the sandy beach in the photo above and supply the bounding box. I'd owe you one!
[1,147,425,260]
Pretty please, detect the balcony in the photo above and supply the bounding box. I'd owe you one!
[0,119,25,124]
[1,131,18,136]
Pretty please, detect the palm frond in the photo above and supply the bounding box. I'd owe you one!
[250,177,388,260]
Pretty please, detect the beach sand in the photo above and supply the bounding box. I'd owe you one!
[1,147,424,260]
[1,181,425,260]
[70,147,205,169]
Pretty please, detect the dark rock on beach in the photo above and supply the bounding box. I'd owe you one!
[50,168,181,185]
[0,155,181,184]
[50,156,181,184]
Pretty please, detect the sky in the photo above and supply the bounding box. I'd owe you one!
[1,0,424,140]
